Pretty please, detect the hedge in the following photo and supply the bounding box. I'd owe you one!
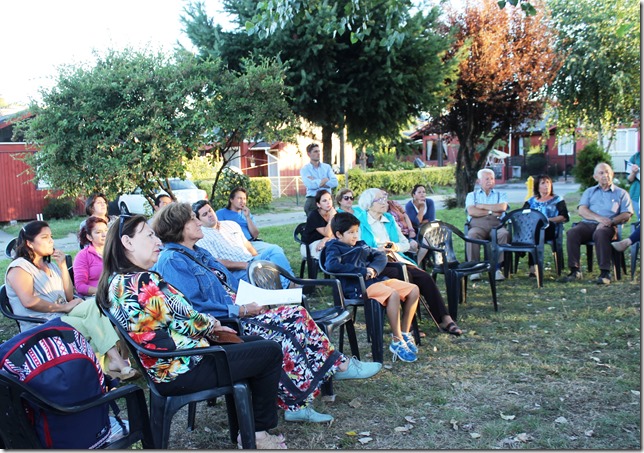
[342,166,455,195]
[196,177,273,210]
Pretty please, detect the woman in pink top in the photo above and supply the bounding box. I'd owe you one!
[73,216,108,297]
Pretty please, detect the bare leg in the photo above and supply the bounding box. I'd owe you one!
[385,291,403,340]
[400,286,420,334]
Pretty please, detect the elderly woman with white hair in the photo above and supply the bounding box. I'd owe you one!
[354,188,462,336]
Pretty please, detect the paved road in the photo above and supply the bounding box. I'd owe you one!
[1,181,580,255]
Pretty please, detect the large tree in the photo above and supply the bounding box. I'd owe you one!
[547,0,639,143]
[17,48,296,203]
[181,0,457,165]
[431,0,560,205]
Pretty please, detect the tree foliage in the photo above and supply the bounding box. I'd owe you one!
[547,0,639,142]
[572,142,612,190]
[181,0,457,165]
[17,48,296,203]
[431,0,560,205]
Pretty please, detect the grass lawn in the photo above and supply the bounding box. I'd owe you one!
[0,196,640,449]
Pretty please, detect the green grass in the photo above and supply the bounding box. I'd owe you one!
[0,192,640,449]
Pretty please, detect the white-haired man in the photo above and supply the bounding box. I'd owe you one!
[464,168,509,281]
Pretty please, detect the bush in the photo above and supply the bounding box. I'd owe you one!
[572,142,612,190]
[346,166,455,195]
[526,152,547,176]
[43,197,75,220]
[197,173,272,210]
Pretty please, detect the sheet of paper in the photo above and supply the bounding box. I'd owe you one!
[625,160,640,181]
[235,279,302,306]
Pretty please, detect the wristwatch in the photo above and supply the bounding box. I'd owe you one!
[488,210,493,216]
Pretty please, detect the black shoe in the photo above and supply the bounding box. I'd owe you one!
[596,271,611,285]
[561,270,582,282]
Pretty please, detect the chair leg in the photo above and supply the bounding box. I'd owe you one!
[490,271,498,312]
[631,243,640,280]
[586,244,594,273]
[445,272,459,321]
[344,320,361,359]
[187,402,197,431]
[232,383,256,449]
[150,394,175,449]
[364,300,384,363]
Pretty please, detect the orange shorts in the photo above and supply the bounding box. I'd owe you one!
[366,279,417,306]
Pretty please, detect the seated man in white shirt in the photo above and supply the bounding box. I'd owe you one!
[192,200,296,289]
[216,187,287,256]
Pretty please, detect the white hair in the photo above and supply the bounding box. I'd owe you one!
[358,188,383,211]
[477,168,495,179]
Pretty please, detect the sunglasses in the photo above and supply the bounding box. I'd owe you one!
[342,196,354,201]
[118,214,134,238]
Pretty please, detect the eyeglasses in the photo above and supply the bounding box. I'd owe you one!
[118,214,133,238]
[373,194,388,204]
[342,196,354,201]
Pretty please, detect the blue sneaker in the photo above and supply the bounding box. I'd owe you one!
[389,340,417,362]
[401,332,418,354]
[284,406,333,423]
[334,357,382,380]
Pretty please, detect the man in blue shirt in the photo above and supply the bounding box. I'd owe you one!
[216,187,285,255]
[564,162,633,285]
[300,143,338,217]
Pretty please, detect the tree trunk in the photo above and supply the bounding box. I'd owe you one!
[321,126,334,166]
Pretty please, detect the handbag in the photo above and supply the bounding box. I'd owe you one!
[208,330,244,345]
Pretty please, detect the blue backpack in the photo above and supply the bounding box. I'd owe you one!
[0,318,114,448]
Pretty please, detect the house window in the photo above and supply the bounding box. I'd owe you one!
[518,137,530,156]
[558,135,574,156]
[607,128,638,155]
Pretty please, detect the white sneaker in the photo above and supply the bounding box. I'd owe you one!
[469,273,481,282]
[495,270,505,281]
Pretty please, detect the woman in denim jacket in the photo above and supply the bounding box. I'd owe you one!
[151,202,381,424]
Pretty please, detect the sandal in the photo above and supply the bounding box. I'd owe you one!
[439,322,462,336]
[105,365,141,382]
[238,433,287,449]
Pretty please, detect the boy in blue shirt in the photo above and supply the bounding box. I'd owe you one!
[325,212,420,362]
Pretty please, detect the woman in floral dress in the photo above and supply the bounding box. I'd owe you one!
[150,202,382,424]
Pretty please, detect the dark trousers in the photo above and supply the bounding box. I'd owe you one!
[381,264,448,322]
[629,225,640,244]
[304,197,317,217]
[566,222,617,272]
[157,336,283,432]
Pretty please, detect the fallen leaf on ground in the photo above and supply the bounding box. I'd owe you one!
[631,390,640,396]
[590,356,600,362]
[383,365,393,370]
[204,427,211,433]
[554,416,568,424]
[404,416,416,424]
[507,390,519,395]
[516,433,533,442]
[349,398,362,408]
[585,430,594,437]
[470,433,481,439]
[358,437,372,444]
[450,419,459,430]
[359,431,370,436]
[345,431,358,437]
[500,413,516,420]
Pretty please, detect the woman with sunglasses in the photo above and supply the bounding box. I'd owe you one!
[5,220,139,381]
[150,203,382,424]
[96,214,287,449]
[356,188,462,336]
[336,188,362,215]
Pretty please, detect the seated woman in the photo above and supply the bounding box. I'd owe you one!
[5,220,139,381]
[79,193,117,232]
[151,203,381,424]
[336,188,362,216]
[73,216,108,297]
[95,215,287,449]
[387,199,420,260]
[301,189,336,260]
[356,188,463,336]
[405,184,436,233]
[522,174,569,277]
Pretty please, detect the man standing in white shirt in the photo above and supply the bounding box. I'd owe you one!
[300,143,338,217]
[192,200,296,289]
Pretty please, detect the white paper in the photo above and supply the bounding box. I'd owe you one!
[235,279,302,306]
[625,160,640,181]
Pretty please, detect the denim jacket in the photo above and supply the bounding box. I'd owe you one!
[153,242,241,318]
[324,239,388,299]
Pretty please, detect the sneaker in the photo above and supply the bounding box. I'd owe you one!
[611,238,632,253]
[334,357,382,380]
[401,332,418,354]
[284,406,334,423]
[596,271,611,285]
[469,273,481,282]
[495,270,505,281]
[389,340,417,363]
[561,270,582,282]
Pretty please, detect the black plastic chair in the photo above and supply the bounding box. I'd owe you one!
[101,308,257,449]
[491,209,549,287]
[294,223,319,279]
[630,221,640,280]
[0,284,47,331]
[0,370,153,449]
[4,237,17,259]
[246,260,360,396]
[570,222,627,280]
[544,222,565,276]
[418,221,498,321]
[317,250,420,363]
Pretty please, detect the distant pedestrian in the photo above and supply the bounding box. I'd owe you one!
[300,143,338,217]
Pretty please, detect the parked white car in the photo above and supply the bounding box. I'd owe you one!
[118,179,207,215]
